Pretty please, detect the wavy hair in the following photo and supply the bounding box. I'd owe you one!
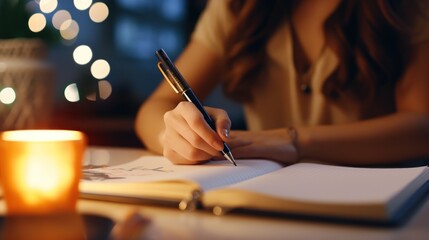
[223,0,415,106]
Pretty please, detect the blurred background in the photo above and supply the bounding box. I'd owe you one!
[0,0,243,148]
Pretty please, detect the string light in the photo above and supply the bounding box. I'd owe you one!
[28,13,46,33]
[89,2,109,23]
[33,0,112,101]
[52,10,72,30]
[39,0,58,14]
[64,84,80,102]
[86,92,97,101]
[0,87,17,104]
[74,0,93,11]
[73,45,93,65]
[60,19,80,40]
[98,80,112,100]
[90,59,110,80]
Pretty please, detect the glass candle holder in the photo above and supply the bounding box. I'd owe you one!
[0,130,86,215]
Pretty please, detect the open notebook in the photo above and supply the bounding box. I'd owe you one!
[80,156,429,224]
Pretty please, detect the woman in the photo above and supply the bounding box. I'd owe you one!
[135,0,429,166]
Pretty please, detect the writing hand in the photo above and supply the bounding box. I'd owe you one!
[162,102,232,165]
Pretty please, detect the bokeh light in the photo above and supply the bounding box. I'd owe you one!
[73,45,93,65]
[0,87,16,104]
[98,80,112,100]
[28,13,46,33]
[39,0,58,14]
[74,0,93,11]
[86,92,97,101]
[89,2,109,23]
[90,59,110,79]
[64,83,80,102]
[60,19,80,40]
[52,10,72,30]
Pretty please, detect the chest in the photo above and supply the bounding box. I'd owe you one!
[290,0,341,68]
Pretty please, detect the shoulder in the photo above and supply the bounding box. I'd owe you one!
[191,0,235,56]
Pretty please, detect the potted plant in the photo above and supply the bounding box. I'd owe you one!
[0,0,58,130]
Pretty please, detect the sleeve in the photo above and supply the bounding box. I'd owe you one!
[190,0,234,57]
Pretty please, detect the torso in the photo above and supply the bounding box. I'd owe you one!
[191,0,415,131]
[243,21,363,131]
[290,0,342,68]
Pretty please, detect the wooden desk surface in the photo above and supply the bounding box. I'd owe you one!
[3,146,429,239]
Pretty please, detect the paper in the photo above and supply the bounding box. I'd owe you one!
[222,163,429,204]
[82,156,283,191]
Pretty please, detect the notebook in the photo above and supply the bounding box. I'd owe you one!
[79,156,429,224]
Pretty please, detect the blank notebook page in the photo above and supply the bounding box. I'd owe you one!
[223,163,429,204]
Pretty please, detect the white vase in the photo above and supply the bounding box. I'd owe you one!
[0,38,55,130]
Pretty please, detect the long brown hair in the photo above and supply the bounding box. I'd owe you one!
[223,0,415,105]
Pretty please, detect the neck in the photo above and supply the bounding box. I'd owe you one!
[289,0,342,69]
[292,0,342,27]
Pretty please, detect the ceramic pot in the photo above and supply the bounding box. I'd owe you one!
[0,38,54,130]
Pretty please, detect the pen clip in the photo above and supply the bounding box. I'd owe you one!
[157,62,180,94]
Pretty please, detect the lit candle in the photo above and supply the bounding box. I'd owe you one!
[0,130,86,215]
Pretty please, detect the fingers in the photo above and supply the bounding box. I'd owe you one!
[179,103,224,151]
[206,107,231,142]
[162,102,225,164]
[165,110,220,155]
[163,127,215,161]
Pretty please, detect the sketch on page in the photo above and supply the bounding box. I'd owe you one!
[81,156,284,190]
[83,165,174,181]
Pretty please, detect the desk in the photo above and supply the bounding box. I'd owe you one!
[3,146,429,239]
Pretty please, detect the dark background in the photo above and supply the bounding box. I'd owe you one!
[46,0,243,148]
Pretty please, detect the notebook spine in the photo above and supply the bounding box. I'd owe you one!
[178,190,201,211]
[212,206,232,216]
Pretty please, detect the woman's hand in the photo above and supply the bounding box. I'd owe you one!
[162,101,231,165]
[226,129,299,165]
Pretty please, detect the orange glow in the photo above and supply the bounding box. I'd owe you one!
[0,130,86,215]
[2,130,84,141]
[21,148,74,206]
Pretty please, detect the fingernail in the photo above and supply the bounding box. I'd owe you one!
[223,129,230,138]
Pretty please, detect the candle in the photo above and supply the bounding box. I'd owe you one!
[0,130,86,215]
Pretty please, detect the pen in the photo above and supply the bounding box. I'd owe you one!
[155,49,237,166]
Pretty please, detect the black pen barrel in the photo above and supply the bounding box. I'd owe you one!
[156,49,236,166]
[182,89,216,130]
